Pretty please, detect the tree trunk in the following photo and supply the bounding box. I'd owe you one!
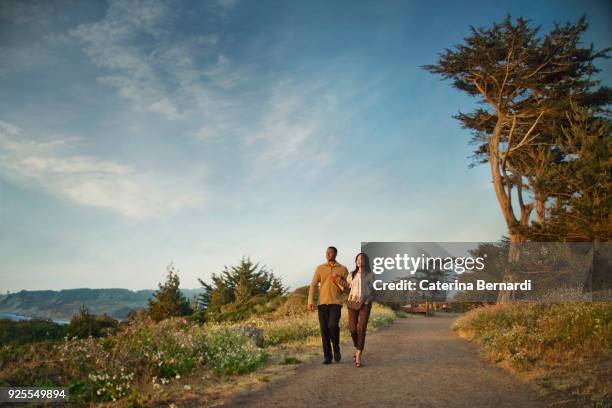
[497,231,525,302]
[535,194,546,224]
[488,115,529,303]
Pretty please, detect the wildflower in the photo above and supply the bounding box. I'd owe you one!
[183,385,191,390]
[175,374,181,379]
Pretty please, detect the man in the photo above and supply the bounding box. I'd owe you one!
[308,246,349,364]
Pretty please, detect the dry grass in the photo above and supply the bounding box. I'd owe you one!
[453,302,612,406]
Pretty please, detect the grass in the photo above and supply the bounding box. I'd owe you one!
[453,302,612,405]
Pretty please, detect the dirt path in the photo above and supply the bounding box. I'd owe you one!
[220,314,551,408]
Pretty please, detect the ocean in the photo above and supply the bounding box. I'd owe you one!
[0,312,69,325]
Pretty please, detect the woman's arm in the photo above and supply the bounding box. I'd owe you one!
[365,273,375,303]
[332,272,350,292]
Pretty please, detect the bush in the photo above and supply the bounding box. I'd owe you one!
[0,317,207,403]
[453,302,612,405]
[453,302,612,369]
[66,308,118,339]
[0,319,66,346]
[205,328,267,375]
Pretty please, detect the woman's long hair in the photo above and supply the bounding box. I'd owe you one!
[351,252,371,279]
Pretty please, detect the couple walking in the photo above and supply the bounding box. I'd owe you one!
[307,246,375,367]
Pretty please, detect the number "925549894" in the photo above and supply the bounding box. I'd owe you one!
[0,387,68,402]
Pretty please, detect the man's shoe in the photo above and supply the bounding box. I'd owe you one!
[323,359,332,365]
[333,350,341,362]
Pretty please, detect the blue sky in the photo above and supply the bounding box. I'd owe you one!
[0,0,609,291]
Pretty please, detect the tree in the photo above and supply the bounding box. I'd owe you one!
[423,15,610,301]
[424,15,609,244]
[197,257,286,321]
[148,263,193,322]
[526,105,611,241]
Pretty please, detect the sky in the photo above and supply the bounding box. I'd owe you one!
[0,0,610,292]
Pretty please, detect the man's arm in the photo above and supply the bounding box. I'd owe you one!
[308,268,320,311]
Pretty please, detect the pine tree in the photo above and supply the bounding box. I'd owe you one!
[148,263,193,322]
[197,257,286,321]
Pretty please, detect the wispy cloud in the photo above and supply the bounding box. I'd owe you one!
[69,0,185,119]
[66,0,360,181]
[0,1,76,75]
[0,121,205,218]
[211,0,239,17]
[242,70,378,179]
[69,0,241,120]
[246,79,335,176]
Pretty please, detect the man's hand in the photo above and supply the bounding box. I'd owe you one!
[308,303,316,312]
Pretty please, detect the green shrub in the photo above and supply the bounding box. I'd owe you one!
[66,308,118,339]
[0,319,66,346]
[205,328,267,375]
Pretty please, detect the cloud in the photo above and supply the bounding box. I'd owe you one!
[64,0,346,180]
[69,0,183,119]
[0,1,77,76]
[69,0,240,120]
[0,121,205,218]
[210,0,239,17]
[242,76,367,179]
[217,0,238,11]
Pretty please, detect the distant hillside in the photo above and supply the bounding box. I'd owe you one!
[0,288,204,321]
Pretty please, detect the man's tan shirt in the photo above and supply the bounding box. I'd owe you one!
[308,261,349,306]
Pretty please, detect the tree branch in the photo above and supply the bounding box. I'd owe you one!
[510,110,545,152]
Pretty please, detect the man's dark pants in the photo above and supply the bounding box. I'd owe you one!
[317,304,342,361]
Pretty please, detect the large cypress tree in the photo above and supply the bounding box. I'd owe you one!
[424,15,609,244]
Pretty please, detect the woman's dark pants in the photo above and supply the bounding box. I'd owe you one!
[348,302,372,351]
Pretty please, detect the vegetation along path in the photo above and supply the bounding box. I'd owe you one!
[220,314,550,408]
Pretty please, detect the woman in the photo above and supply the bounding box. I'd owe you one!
[334,252,375,367]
